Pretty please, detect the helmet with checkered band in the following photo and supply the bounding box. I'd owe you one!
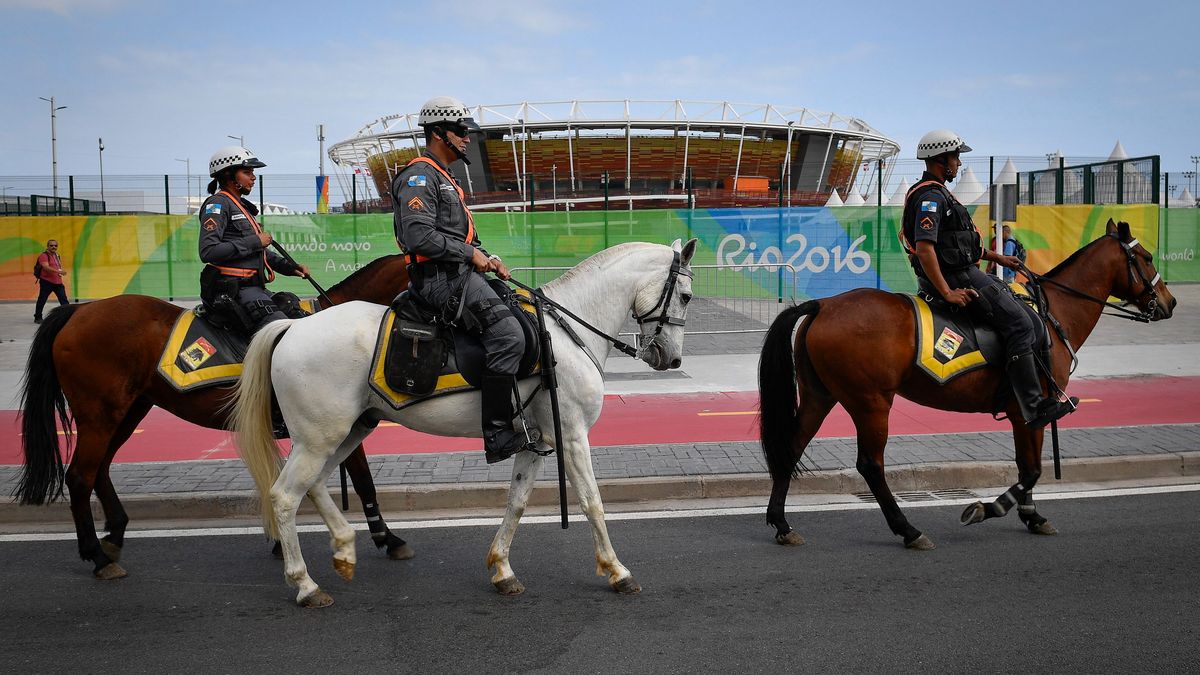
[417,96,481,133]
[208,146,266,178]
[916,130,972,160]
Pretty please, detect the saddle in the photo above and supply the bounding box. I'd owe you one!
[158,309,251,392]
[906,278,1048,385]
[375,278,541,407]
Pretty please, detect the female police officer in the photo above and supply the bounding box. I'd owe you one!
[901,129,1076,430]
[391,96,530,464]
[198,146,309,332]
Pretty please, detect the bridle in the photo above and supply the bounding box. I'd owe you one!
[1022,234,1162,324]
[508,249,693,360]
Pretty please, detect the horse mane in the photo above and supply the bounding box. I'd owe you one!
[1043,233,1114,278]
[544,242,663,290]
[326,253,405,293]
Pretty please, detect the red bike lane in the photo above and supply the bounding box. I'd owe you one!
[2,375,1197,465]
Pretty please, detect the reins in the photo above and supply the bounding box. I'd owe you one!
[1017,235,1160,324]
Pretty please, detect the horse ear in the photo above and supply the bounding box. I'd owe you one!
[1117,221,1132,242]
[670,238,682,252]
[1105,218,1117,235]
[680,238,699,265]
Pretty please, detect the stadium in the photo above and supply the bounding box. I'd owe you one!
[327,99,901,211]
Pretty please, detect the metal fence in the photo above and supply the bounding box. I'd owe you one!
[512,263,798,336]
[1019,156,1160,205]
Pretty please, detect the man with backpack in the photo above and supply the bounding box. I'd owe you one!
[987,225,1026,282]
[33,239,69,324]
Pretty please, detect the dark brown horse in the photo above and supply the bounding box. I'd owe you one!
[758,220,1176,549]
[16,254,414,579]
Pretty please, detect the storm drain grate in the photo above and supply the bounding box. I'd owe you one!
[854,489,977,504]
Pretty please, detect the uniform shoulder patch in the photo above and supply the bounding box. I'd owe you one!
[203,217,219,231]
[407,175,427,187]
[920,200,939,213]
[920,216,934,230]
[204,203,222,216]
[407,196,425,211]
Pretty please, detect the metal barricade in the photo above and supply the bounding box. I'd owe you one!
[511,263,798,336]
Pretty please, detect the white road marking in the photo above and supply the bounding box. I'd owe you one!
[2,483,1198,543]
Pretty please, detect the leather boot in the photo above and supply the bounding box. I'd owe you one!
[482,373,529,464]
[1007,352,1078,430]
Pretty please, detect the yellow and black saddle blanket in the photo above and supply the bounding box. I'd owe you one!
[906,282,1040,385]
[157,309,251,392]
[368,289,541,411]
[157,298,323,392]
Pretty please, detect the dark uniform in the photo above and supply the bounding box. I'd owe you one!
[901,171,1035,360]
[392,153,524,375]
[198,190,298,331]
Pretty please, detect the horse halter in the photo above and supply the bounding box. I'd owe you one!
[632,249,693,340]
[1024,234,1162,323]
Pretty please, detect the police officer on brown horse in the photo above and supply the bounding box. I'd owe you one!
[199,146,309,332]
[391,96,529,464]
[902,129,1076,429]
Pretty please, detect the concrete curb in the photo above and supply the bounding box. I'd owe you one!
[2,452,1198,526]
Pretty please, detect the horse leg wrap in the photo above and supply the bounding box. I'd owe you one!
[363,502,388,546]
[1017,494,1048,528]
[985,482,1027,519]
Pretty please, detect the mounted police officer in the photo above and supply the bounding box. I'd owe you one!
[198,146,310,332]
[902,129,1076,430]
[391,96,529,464]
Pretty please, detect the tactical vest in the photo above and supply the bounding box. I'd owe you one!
[200,190,276,285]
[900,179,982,275]
[399,156,476,265]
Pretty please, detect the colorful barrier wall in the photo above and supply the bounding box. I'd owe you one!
[0,204,1178,302]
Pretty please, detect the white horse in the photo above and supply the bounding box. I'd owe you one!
[232,240,698,606]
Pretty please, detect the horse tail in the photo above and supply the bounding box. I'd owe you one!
[758,300,820,483]
[16,304,79,505]
[230,319,294,540]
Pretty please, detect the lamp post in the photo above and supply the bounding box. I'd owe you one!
[38,96,67,199]
[1191,156,1199,195]
[98,138,106,205]
[1,186,13,199]
[227,134,244,147]
[551,164,557,212]
[175,158,191,213]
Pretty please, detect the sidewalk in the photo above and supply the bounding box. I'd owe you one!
[1,285,1198,526]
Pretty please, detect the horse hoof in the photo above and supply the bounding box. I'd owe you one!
[612,576,642,594]
[494,576,525,596]
[100,538,123,563]
[388,543,415,561]
[333,558,355,582]
[1028,521,1058,536]
[271,541,283,559]
[94,562,127,580]
[960,502,986,526]
[905,534,935,551]
[299,589,334,608]
[775,531,806,546]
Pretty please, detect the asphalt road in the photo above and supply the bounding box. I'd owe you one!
[2,487,1197,673]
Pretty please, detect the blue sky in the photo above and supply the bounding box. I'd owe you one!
[1,0,1197,182]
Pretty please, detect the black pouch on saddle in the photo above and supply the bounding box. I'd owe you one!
[199,266,253,333]
[384,293,447,396]
[271,291,310,319]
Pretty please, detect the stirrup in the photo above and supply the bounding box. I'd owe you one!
[1027,396,1079,430]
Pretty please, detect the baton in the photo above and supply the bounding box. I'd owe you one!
[269,239,334,308]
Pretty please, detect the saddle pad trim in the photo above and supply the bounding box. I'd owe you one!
[157,310,243,391]
[368,309,472,411]
[908,295,987,384]
[299,298,321,314]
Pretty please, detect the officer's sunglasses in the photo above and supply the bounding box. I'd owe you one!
[446,125,471,138]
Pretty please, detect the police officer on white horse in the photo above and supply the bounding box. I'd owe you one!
[391,96,528,464]
[902,129,1076,429]
[199,146,309,332]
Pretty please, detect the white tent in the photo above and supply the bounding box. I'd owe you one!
[886,178,910,205]
[842,190,866,206]
[953,166,986,205]
[825,189,843,207]
[993,158,1018,185]
[1169,187,1197,208]
[1108,140,1129,161]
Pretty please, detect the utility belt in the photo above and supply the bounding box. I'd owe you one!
[408,258,468,283]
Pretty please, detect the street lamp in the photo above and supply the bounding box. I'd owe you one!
[551,164,557,212]
[38,96,67,199]
[175,158,191,213]
[98,138,105,205]
[227,134,244,148]
[1191,155,1199,194]
[1,186,13,199]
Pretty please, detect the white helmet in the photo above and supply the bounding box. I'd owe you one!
[417,96,481,132]
[916,130,972,160]
[208,146,266,177]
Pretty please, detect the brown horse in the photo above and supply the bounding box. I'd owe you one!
[758,220,1176,549]
[16,254,414,579]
